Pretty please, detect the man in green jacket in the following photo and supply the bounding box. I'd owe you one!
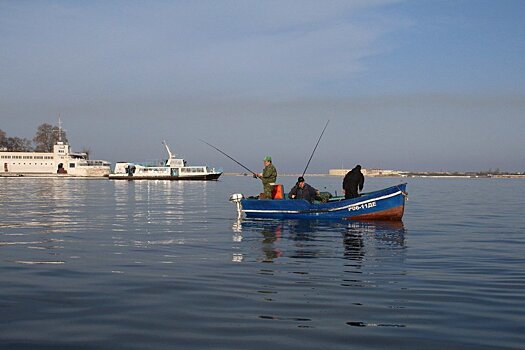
[255,156,277,199]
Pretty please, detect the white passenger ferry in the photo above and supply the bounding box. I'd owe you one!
[0,135,110,177]
[108,141,222,181]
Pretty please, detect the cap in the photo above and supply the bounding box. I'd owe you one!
[297,176,305,183]
[263,156,272,162]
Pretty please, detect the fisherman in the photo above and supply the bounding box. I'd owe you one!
[289,176,320,203]
[255,156,277,199]
[342,165,364,199]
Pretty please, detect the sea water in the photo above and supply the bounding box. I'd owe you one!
[1,176,524,349]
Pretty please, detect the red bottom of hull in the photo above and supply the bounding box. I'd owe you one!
[346,205,405,221]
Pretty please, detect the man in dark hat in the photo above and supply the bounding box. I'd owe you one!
[288,176,319,203]
[342,165,364,199]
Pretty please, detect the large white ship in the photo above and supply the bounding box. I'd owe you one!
[0,131,110,177]
[108,141,222,180]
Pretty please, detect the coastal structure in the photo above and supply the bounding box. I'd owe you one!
[329,168,525,178]
[0,125,110,177]
[329,168,404,177]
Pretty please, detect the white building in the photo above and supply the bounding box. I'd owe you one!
[1,141,110,177]
[329,168,404,177]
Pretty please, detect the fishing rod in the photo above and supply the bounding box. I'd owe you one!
[199,139,258,176]
[302,119,330,177]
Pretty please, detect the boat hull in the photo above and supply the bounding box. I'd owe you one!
[238,184,407,221]
[108,172,222,181]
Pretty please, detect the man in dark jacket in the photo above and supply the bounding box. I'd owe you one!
[289,177,319,203]
[342,165,364,199]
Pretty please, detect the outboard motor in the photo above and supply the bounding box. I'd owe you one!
[229,193,244,218]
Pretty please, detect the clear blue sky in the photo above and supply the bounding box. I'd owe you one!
[1,0,524,172]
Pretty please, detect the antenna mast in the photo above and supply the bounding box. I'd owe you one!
[162,140,173,159]
[58,114,62,142]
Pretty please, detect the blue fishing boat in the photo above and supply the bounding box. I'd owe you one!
[230,183,407,221]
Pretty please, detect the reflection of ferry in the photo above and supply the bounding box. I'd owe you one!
[108,141,222,181]
[0,128,111,177]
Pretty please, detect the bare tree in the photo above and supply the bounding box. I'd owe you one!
[0,129,6,148]
[6,137,33,151]
[33,123,68,152]
[33,123,54,151]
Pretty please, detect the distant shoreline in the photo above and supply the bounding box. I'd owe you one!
[223,172,525,179]
[2,172,523,179]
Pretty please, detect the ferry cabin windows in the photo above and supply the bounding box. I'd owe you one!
[69,163,76,168]
[138,168,169,174]
[180,167,205,173]
[1,155,53,160]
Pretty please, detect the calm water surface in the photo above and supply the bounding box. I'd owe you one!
[1,176,524,349]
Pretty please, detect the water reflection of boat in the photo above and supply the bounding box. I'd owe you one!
[232,218,406,263]
[230,184,408,220]
[235,219,405,237]
[345,220,405,246]
[234,218,330,235]
[259,222,284,262]
[343,221,405,264]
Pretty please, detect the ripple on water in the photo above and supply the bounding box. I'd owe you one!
[1,177,524,349]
